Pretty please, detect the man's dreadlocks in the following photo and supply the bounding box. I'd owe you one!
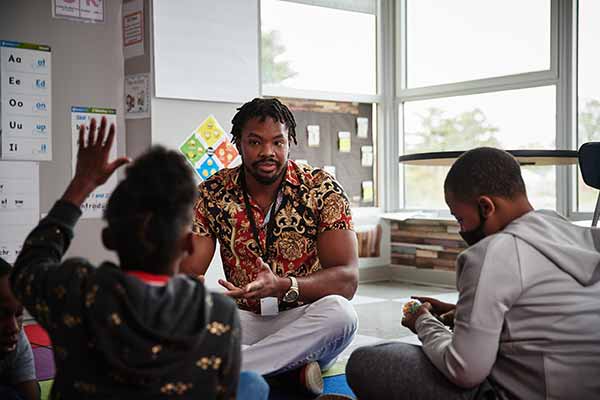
[231,98,297,145]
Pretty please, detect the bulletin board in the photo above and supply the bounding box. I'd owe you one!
[289,103,375,207]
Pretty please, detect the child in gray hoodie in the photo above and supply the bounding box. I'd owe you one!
[347,147,600,400]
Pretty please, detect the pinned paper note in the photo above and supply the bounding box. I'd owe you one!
[338,131,351,153]
[361,145,373,167]
[362,180,374,202]
[307,125,320,147]
[71,106,117,219]
[357,117,369,138]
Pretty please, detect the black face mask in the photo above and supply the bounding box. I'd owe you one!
[459,207,487,246]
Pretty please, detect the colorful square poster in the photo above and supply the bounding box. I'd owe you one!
[179,115,240,181]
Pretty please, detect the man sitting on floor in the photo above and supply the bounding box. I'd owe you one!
[347,147,600,399]
[0,258,39,400]
[9,118,247,399]
[182,98,359,396]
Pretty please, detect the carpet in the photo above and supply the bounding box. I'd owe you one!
[24,324,54,400]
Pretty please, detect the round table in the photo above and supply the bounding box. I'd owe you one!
[399,149,578,166]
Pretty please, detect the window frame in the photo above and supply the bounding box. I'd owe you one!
[390,0,584,219]
[258,0,588,219]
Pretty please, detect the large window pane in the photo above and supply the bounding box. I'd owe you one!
[402,86,556,210]
[577,0,600,212]
[406,0,551,88]
[261,0,377,94]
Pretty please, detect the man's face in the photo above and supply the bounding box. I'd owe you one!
[0,275,23,354]
[238,116,289,185]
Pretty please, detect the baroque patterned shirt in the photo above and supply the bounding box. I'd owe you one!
[193,160,354,313]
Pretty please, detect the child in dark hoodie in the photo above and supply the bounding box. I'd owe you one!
[10,118,243,399]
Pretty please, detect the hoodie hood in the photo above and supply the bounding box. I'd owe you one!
[501,210,600,286]
[85,263,214,382]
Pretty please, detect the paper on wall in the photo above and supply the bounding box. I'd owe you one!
[362,180,374,202]
[0,161,39,263]
[179,115,240,181]
[71,106,118,219]
[357,117,369,138]
[338,131,351,153]
[123,0,144,59]
[125,73,150,119]
[307,125,320,147]
[361,145,373,167]
[53,0,104,23]
[1,41,52,161]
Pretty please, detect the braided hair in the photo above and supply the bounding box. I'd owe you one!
[231,98,297,145]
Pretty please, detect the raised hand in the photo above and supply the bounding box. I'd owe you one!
[62,117,130,206]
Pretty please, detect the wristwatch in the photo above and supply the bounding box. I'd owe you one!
[283,276,299,303]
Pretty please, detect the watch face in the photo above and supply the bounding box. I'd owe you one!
[284,289,299,303]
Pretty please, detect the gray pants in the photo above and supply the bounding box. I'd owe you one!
[346,343,497,400]
[240,295,358,375]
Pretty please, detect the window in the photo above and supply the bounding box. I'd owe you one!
[402,86,557,209]
[399,0,556,213]
[405,0,551,88]
[261,0,377,95]
[577,0,600,212]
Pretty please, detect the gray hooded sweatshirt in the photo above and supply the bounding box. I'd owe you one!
[415,210,600,399]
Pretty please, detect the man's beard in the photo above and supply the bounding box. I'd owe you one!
[246,158,287,185]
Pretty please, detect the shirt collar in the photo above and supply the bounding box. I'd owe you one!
[126,270,170,286]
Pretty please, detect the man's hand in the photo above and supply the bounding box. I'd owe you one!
[218,279,245,298]
[61,117,130,206]
[242,258,289,300]
[218,258,289,300]
[402,302,432,334]
[411,296,455,316]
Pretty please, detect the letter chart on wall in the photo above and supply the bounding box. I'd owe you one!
[0,41,52,161]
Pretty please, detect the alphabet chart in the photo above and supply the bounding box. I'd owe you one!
[0,41,52,161]
[0,161,39,264]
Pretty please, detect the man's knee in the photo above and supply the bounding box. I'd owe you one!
[314,295,358,335]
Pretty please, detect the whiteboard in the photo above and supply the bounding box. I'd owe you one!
[153,0,260,103]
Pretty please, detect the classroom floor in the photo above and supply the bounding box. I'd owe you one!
[336,281,458,364]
